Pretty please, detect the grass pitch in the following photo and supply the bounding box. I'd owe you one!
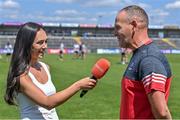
[0,53,180,119]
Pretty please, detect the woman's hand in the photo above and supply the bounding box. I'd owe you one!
[75,77,97,90]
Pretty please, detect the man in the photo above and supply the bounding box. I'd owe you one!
[79,42,86,59]
[59,42,64,61]
[120,48,128,64]
[114,5,172,119]
[5,41,13,61]
[73,43,80,59]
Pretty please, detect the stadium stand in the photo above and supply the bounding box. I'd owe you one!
[0,23,180,53]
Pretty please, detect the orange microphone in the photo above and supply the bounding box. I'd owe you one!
[80,58,111,98]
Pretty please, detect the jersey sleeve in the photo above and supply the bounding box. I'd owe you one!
[139,56,167,94]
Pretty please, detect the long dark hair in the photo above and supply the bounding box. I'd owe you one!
[4,22,44,105]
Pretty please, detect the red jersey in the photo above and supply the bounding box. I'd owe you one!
[120,41,172,119]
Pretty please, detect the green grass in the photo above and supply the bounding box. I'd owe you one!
[0,53,180,119]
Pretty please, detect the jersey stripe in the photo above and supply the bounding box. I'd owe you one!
[142,73,166,87]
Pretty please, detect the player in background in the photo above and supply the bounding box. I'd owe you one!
[73,43,79,59]
[79,42,87,60]
[59,42,64,61]
[120,48,132,64]
[5,41,13,61]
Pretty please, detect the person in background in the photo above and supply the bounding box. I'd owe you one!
[4,22,97,120]
[120,48,126,64]
[5,41,13,61]
[120,48,132,64]
[73,43,79,59]
[114,5,172,119]
[59,42,64,61]
[79,42,87,60]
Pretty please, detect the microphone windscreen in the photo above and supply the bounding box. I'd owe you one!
[91,58,111,79]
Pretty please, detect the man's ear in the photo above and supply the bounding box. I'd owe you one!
[130,20,137,28]
[130,20,137,39]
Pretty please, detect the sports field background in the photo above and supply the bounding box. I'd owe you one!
[0,53,180,119]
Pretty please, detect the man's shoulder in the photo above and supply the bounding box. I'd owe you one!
[136,42,162,58]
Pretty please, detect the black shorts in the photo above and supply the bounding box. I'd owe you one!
[6,53,11,56]
[59,50,63,54]
[81,51,85,54]
[74,51,78,54]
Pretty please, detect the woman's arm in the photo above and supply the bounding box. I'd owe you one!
[20,75,96,110]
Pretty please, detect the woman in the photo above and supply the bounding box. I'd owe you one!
[4,22,97,119]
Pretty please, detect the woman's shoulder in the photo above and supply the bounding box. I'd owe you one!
[19,71,33,91]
